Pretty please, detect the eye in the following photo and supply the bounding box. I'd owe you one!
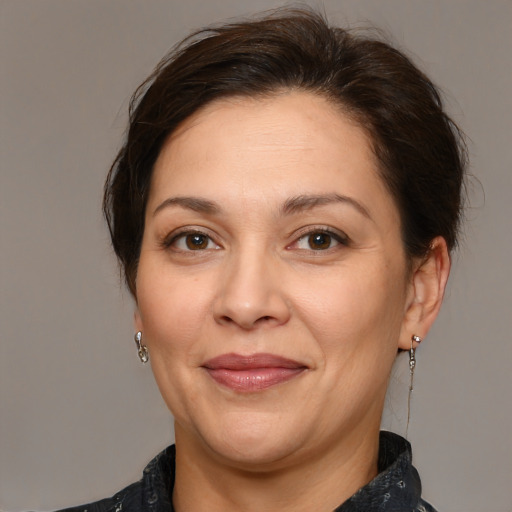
[169,231,220,251]
[306,232,334,250]
[293,229,347,251]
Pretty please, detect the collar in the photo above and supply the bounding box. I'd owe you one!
[334,431,425,511]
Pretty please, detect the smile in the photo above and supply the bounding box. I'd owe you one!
[202,353,308,392]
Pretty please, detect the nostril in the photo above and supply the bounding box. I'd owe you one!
[253,315,274,325]
[218,314,275,328]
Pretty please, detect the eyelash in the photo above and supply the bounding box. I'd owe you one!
[163,229,220,252]
[291,226,349,252]
[162,226,350,253]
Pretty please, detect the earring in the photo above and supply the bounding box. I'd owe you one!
[409,334,421,375]
[134,331,149,364]
[406,334,422,439]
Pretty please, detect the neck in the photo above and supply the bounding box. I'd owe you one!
[172,423,380,512]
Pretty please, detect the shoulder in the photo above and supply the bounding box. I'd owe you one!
[55,445,175,512]
[55,481,142,512]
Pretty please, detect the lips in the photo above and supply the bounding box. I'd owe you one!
[202,353,307,392]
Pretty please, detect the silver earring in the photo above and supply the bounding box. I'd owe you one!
[406,334,422,439]
[134,331,149,364]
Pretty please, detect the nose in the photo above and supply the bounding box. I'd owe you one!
[212,248,291,330]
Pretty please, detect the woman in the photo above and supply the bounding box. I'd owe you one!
[64,8,465,512]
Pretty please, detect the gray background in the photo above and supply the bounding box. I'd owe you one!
[1,1,511,510]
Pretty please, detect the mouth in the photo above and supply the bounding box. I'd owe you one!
[201,353,308,392]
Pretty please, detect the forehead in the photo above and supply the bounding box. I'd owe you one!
[149,91,395,221]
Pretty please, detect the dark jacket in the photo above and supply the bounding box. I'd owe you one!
[58,431,437,512]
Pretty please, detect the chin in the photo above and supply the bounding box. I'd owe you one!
[194,411,308,469]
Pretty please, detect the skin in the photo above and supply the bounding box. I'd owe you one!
[134,91,450,512]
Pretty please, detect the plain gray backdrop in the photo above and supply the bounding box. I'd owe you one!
[1,1,511,510]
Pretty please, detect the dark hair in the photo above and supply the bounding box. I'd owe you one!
[104,8,466,296]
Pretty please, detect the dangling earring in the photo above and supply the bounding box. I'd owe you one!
[405,334,422,439]
[134,331,149,364]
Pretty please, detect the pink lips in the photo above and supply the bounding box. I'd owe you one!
[202,353,307,392]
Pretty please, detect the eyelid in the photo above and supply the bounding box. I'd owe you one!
[162,227,221,250]
[288,225,350,250]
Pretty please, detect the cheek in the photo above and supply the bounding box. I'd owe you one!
[292,260,407,361]
[136,264,214,357]
[135,263,218,420]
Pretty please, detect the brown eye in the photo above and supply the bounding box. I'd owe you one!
[167,230,221,252]
[292,229,347,252]
[308,232,332,250]
[185,234,209,250]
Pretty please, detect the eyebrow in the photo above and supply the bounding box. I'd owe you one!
[153,196,220,216]
[153,193,371,220]
[282,193,372,219]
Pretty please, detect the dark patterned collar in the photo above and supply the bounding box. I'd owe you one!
[334,431,436,511]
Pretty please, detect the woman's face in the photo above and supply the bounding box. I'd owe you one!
[135,92,416,468]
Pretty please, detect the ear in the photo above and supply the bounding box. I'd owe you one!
[398,236,451,350]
